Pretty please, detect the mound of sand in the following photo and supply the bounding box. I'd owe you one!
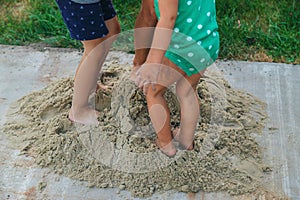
[3,63,274,198]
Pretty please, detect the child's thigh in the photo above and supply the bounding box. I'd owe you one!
[185,73,202,89]
[104,16,120,36]
[175,73,201,98]
[159,57,202,88]
[156,57,185,86]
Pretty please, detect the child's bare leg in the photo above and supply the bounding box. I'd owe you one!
[69,39,105,124]
[146,84,177,156]
[133,0,157,68]
[174,72,202,149]
[74,55,107,93]
[75,17,120,94]
[69,17,120,125]
[145,58,184,156]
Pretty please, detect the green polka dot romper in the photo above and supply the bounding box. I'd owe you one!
[154,0,220,76]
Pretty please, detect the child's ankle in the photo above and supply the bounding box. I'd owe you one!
[157,138,173,147]
[70,106,91,114]
[69,107,99,123]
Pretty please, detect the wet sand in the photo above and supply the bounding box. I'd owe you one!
[3,63,283,198]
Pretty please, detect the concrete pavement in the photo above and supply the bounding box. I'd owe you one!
[0,45,299,200]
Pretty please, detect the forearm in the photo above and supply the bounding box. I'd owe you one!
[146,20,175,64]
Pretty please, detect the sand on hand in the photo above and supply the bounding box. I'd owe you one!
[3,62,285,199]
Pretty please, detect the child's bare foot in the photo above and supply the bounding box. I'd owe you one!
[155,139,177,158]
[171,127,194,150]
[96,82,107,91]
[96,82,111,92]
[68,107,99,125]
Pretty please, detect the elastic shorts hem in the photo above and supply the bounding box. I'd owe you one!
[165,51,217,76]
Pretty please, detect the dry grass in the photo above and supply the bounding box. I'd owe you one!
[249,51,274,63]
[0,1,29,21]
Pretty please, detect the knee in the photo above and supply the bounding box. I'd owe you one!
[138,1,157,26]
[142,9,157,25]
[133,51,148,66]
[146,85,166,99]
[176,83,196,101]
[110,21,121,36]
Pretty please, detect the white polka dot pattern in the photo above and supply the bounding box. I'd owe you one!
[56,0,116,41]
[153,0,219,75]
[188,52,194,57]
[186,36,193,41]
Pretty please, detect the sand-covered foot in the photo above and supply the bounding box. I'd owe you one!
[68,108,99,125]
[171,127,194,151]
[96,82,112,92]
[156,139,177,158]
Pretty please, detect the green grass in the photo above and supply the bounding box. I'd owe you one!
[0,0,299,63]
[217,0,299,63]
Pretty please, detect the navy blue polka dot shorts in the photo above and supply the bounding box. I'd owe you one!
[56,0,117,41]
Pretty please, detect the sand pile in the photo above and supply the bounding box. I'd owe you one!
[3,63,274,198]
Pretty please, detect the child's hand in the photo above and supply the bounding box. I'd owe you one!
[134,63,162,95]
